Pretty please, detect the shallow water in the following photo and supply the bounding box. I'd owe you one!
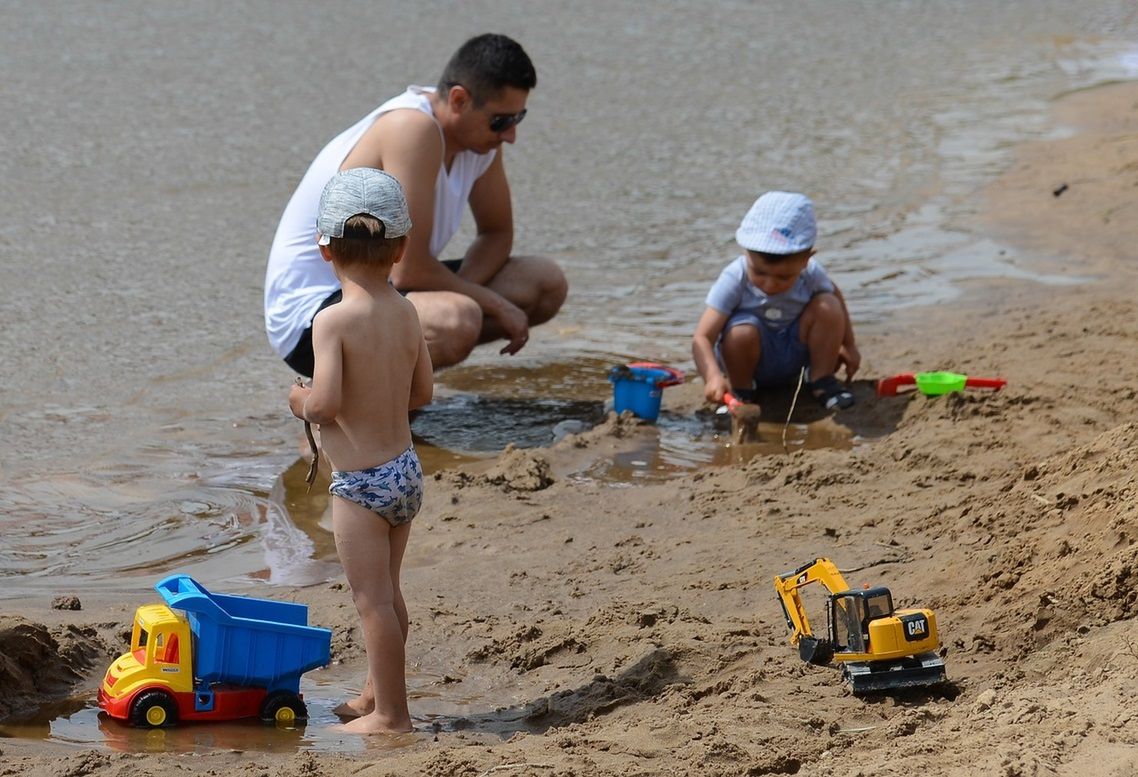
[2,2,1138,599]
[0,665,533,753]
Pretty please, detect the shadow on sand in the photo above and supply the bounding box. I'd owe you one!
[440,647,682,739]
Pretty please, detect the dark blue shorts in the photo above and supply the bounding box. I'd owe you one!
[283,290,342,377]
[720,313,809,388]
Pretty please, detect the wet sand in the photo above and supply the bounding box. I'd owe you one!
[5,79,1138,777]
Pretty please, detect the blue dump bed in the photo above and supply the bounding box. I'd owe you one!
[157,574,331,693]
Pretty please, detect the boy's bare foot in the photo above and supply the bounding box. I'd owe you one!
[332,697,374,718]
[339,711,413,734]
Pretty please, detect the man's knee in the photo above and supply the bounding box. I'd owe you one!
[428,339,476,371]
[497,255,567,325]
[531,257,568,324]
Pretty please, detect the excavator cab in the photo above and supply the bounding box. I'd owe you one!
[829,586,893,654]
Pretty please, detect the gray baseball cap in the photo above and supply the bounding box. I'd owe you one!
[317,168,412,245]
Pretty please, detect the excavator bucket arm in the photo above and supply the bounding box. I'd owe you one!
[773,558,851,663]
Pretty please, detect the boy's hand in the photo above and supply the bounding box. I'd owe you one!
[839,344,861,382]
[289,381,311,420]
[704,373,730,404]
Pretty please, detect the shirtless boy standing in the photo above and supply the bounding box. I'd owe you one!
[288,168,433,734]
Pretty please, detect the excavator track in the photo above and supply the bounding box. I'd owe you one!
[842,651,947,694]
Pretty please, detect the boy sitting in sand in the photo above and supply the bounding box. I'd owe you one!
[692,191,860,412]
[288,168,433,734]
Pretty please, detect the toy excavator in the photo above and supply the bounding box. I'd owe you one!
[774,558,947,693]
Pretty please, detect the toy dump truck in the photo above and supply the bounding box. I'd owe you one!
[98,574,331,727]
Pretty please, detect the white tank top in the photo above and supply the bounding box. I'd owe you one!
[263,86,498,358]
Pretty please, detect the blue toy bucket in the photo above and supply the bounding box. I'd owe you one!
[608,362,684,422]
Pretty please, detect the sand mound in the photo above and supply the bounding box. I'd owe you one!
[436,444,555,493]
[943,423,1138,652]
[0,616,111,720]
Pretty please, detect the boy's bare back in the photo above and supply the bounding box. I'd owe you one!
[290,167,432,474]
[310,285,431,472]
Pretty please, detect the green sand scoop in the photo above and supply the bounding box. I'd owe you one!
[877,371,1007,397]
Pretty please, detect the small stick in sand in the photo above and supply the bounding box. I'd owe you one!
[723,392,762,444]
[781,368,807,455]
[295,377,319,492]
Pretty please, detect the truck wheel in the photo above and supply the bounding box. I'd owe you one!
[260,690,307,726]
[129,690,178,728]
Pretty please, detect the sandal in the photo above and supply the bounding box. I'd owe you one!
[809,375,855,411]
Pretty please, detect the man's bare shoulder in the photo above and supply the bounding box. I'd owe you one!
[373,109,442,151]
[347,107,442,172]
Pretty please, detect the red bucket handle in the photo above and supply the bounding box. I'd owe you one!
[627,362,685,388]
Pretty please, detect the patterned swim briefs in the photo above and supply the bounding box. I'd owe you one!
[329,445,423,527]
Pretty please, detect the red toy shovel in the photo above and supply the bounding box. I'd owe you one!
[877,371,1007,397]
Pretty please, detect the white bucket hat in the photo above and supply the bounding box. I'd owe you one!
[735,191,816,254]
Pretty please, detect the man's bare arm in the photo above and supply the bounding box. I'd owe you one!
[349,112,523,330]
[459,152,513,285]
[342,110,447,289]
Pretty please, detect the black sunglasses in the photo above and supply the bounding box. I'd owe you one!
[488,109,527,133]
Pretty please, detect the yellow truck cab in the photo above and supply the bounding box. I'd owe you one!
[100,605,192,726]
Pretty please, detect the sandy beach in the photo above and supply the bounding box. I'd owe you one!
[3,75,1138,776]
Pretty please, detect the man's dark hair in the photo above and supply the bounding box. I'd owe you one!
[438,33,536,106]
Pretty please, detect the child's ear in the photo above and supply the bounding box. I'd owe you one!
[318,244,334,263]
[390,236,409,265]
